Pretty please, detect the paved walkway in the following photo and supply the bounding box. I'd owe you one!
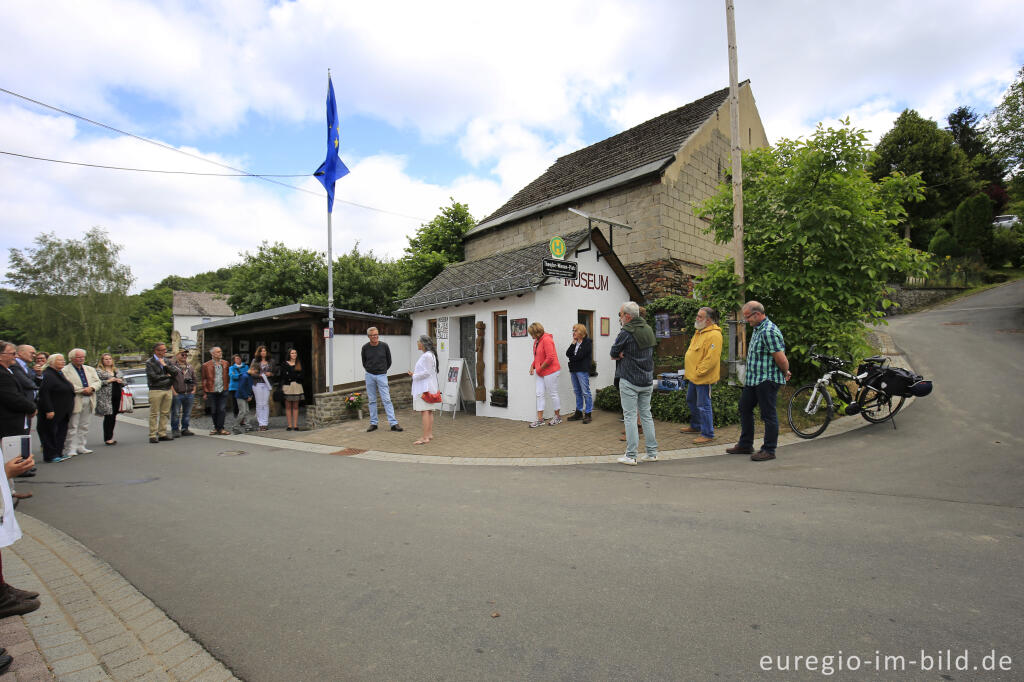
[1,332,911,678]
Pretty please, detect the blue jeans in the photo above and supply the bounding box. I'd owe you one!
[570,371,593,413]
[686,382,714,438]
[206,391,228,431]
[738,381,780,453]
[619,378,657,459]
[365,373,397,426]
[170,393,194,432]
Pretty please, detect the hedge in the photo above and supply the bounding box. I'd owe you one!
[595,383,742,427]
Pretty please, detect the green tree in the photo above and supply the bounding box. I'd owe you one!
[697,121,932,373]
[871,109,978,246]
[4,227,135,355]
[154,267,237,294]
[952,194,994,262]
[947,106,1007,210]
[927,228,960,257]
[226,242,327,314]
[989,65,1024,177]
[397,199,476,299]
[128,286,174,351]
[332,245,403,315]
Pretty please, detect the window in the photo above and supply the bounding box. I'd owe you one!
[577,310,594,338]
[427,318,437,347]
[493,311,507,390]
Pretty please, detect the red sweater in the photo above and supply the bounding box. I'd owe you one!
[532,333,560,377]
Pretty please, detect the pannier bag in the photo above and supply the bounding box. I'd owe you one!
[870,367,932,398]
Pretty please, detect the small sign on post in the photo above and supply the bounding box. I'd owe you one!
[323,328,333,338]
[542,258,578,279]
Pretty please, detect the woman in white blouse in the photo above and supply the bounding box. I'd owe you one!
[408,334,440,445]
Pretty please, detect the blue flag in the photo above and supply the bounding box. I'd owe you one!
[314,75,350,212]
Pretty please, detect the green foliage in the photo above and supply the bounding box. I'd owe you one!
[398,199,476,299]
[991,224,1024,268]
[696,120,933,375]
[871,109,979,244]
[693,258,744,320]
[4,227,135,355]
[952,194,994,262]
[946,106,1007,190]
[989,65,1024,178]
[332,245,402,316]
[642,295,703,326]
[128,287,173,350]
[594,384,743,427]
[928,228,960,257]
[154,268,236,294]
[226,242,329,314]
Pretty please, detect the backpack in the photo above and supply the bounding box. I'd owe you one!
[869,367,932,398]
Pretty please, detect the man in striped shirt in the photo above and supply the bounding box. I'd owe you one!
[726,301,792,461]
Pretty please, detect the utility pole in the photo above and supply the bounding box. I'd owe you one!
[725,0,747,379]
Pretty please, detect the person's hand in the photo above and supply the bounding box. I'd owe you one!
[529,367,535,375]
[5,454,35,478]
[46,411,55,419]
[407,370,413,376]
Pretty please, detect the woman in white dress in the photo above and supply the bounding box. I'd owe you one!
[408,335,441,445]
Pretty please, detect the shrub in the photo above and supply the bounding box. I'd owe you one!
[928,228,960,257]
[595,383,743,427]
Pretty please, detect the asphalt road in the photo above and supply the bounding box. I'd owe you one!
[21,282,1024,681]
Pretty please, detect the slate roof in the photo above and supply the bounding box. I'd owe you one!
[470,83,743,235]
[172,290,234,317]
[396,230,591,314]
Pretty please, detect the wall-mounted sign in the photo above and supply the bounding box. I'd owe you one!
[562,270,609,290]
[548,236,566,259]
[542,258,578,279]
[436,316,449,339]
[600,317,611,336]
[510,318,528,337]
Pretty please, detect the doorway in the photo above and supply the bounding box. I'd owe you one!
[459,316,477,414]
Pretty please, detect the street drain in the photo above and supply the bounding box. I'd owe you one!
[942,321,968,326]
[218,450,248,457]
[331,448,366,456]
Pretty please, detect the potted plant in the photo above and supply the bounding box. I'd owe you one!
[489,388,507,407]
[344,392,365,419]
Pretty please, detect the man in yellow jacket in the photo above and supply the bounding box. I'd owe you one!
[681,307,722,444]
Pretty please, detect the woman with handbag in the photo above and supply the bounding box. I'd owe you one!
[94,353,124,445]
[408,335,441,445]
[249,345,274,431]
[279,348,304,431]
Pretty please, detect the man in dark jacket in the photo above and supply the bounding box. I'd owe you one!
[0,341,37,441]
[360,327,401,433]
[145,343,178,444]
[610,303,659,465]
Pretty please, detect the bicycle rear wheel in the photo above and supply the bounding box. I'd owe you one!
[787,384,833,439]
[856,386,905,423]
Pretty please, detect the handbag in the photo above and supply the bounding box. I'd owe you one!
[119,388,134,414]
[283,381,304,396]
[421,391,442,404]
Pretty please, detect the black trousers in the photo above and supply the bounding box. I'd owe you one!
[207,391,228,431]
[38,415,70,462]
[103,414,118,441]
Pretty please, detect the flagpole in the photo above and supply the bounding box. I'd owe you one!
[327,207,334,393]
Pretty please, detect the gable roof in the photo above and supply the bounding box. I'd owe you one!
[469,83,745,237]
[172,290,234,317]
[396,228,643,314]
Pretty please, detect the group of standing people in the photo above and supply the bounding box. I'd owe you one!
[145,343,308,441]
[526,322,595,428]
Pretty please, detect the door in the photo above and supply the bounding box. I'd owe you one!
[459,316,477,414]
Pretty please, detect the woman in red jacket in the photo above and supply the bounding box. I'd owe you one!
[527,322,562,427]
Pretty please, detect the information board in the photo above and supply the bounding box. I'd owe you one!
[442,358,475,416]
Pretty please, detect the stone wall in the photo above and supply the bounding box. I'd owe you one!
[309,376,414,428]
[625,259,697,300]
[884,285,966,315]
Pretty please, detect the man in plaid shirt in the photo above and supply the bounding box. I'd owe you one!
[726,301,792,461]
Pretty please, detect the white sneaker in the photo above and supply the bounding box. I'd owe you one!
[529,420,546,428]
[617,455,639,466]
[548,417,562,425]
[640,454,658,462]
[77,448,94,455]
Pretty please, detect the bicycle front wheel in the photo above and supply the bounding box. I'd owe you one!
[856,386,905,423]
[787,384,833,439]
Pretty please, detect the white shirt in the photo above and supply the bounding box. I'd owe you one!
[411,352,439,395]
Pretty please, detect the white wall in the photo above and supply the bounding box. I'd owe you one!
[409,246,633,422]
[327,333,411,387]
[180,314,229,342]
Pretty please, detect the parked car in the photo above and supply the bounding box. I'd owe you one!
[122,370,150,407]
[992,214,1020,229]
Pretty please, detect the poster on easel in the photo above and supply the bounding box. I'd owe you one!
[441,358,475,417]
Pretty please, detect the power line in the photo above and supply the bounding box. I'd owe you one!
[0,86,428,222]
[0,150,311,176]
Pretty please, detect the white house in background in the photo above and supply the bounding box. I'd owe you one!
[172,291,233,348]
[396,227,643,422]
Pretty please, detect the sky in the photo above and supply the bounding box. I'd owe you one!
[1,0,1022,292]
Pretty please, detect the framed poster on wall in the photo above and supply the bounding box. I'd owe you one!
[238,340,249,352]
[600,317,610,336]
[510,318,528,337]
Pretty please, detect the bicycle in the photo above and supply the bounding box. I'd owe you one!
[786,345,905,439]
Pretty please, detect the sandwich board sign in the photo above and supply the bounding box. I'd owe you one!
[442,358,475,418]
